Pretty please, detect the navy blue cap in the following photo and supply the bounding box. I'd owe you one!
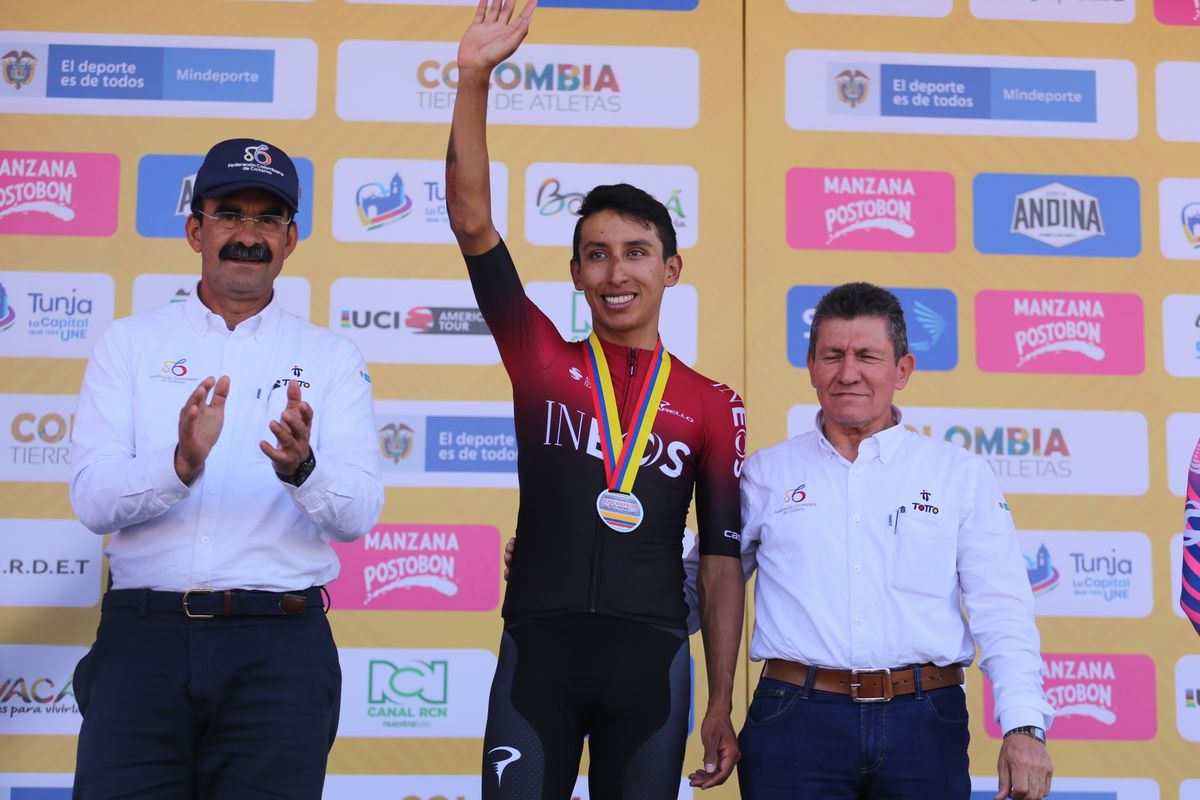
[192,138,300,214]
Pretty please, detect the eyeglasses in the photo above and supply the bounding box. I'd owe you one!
[195,210,292,234]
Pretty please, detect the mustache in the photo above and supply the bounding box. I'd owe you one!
[219,241,273,263]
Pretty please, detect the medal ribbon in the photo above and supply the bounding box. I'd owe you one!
[582,332,672,494]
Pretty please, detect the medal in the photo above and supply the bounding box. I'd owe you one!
[581,332,672,534]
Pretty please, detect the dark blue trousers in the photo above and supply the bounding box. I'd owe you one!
[737,672,971,799]
[72,593,341,800]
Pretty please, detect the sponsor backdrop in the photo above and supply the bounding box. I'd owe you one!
[0,0,1195,797]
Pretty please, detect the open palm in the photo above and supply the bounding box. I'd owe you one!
[457,0,536,74]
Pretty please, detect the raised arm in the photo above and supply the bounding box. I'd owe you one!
[446,0,536,255]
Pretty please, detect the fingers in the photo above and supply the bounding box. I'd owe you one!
[518,0,537,24]
[473,0,487,23]
[183,376,216,411]
[484,0,502,22]
[502,0,515,23]
[286,376,302,407]
[269,419,297,452]
[211,375,231,408]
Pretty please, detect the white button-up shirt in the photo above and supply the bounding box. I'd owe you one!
[739,410,1053,733]
[70,288,383,592]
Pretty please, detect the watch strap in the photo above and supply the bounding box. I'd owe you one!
[279,449,316,487]
[1003,725,1046,744]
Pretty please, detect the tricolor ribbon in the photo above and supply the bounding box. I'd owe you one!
[1181,437,1200,634]
[581,332,672,494]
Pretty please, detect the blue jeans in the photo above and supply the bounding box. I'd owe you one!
[737,672,971,799]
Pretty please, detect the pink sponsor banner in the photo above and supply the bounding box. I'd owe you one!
[1155,0,1200,25]
[0,151,120,237]
[975,290,1144,375]
[330,523,500,611]
[785,167,955,253]
[983,653,1157,740]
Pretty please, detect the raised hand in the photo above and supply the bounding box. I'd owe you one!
[457,0,537,76]
[175,375,230,485]
[261,378,314,478]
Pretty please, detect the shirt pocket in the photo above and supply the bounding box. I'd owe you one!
[891,512,958,598]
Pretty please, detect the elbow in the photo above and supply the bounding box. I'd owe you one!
[448,208,494,248]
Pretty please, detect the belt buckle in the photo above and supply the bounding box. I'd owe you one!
[850,667,893,703]
[182,589,215,619]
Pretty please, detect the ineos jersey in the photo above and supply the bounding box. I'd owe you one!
[466,240,745,629]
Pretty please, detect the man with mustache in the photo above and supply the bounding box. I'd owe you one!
[68,138,383,799]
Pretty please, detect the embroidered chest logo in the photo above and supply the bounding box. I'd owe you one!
[775,483,815,515]
[910,489,940,515]
[149,356,199,385]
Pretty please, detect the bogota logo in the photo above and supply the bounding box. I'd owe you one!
[1025,544,1061,595]
[537,177,585,217]
[380,422,415,463]
[835,69,870,108]
[1,50,36,91]
[1010,182,1104,248]
[357,174,413,230]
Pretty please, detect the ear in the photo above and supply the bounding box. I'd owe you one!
[185,214,203,254]
[807,352,817,388]
[569,258,584,291]
[283,220,299,259]
[663,253,682,288]
[894,352,915,390]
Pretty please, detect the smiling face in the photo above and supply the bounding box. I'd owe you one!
[569,209,681,350]
[807,315,914,437]
[185,188,297,316]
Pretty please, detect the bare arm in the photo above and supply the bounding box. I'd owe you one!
[688,554,744,789]
[446,0,536,255]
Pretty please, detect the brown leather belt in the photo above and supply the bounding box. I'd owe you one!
[764,659,965,703]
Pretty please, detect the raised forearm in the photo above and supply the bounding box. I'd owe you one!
[447,66,500,255]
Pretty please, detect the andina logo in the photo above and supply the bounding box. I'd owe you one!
[1,50,36,91]
[0,156,79,222]
[1182,201,1200,249]
[1010,183,1104,248]
[417,61,620,94]
[244,144,272,166]
[835,69,870,108]
[379,422,415,463]
[1026,544,1061,595]
[367,659,448,726]
[361,528,460,603]
[357,174,413,230]
[0,283,15,332]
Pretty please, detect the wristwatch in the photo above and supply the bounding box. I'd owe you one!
[278,449,316,487]
[1003,725,1046,744]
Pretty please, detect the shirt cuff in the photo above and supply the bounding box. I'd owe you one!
[999,707,1051,734]
[148,442,191,502]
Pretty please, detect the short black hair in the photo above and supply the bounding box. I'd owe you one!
[571,183,677,264]
[808,282,908,362]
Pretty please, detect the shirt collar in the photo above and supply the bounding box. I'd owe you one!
[184,282,282,342]
[814,406,906,464]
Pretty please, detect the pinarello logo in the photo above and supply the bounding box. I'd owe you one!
[784,484,807,503]
[405,307,434,332]
[975,290,1144,376]
[786,168,955,253]
[983,653,1156,740]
